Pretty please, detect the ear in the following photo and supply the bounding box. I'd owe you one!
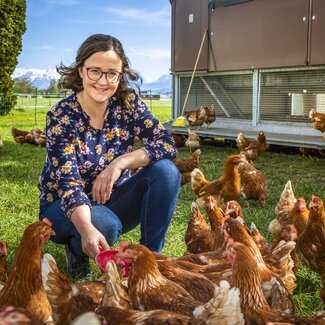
[78,66,84,79]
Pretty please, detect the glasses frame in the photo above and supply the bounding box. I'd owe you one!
[84,66,123,83]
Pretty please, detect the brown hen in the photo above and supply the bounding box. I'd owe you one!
[10,127,38,145]
[173,149,201,185]
[191,154,245,210]
[309,108,325,135]
[185,199,225,254]
[0,240,8,283]
[250,223,271,256]
[31,128,46,147]
[225,200,245,222]
[45,256,101,325]
[185,129,201,152]
[271,225,300,274]
[236,131,269,162]
[228,240,325,325]
[238,159,267,205]
[298,195,325,303]
[116,243,202,316]
[168,130,187,148]
[95,305,206,324]
[157,259,216,303]
[0,220,54,322]
[203,104,216,129]
[184,106,206,129]
[223,218,295,313]
[269,180,309,237]
[44,253,131,324]
[185,202,210,254]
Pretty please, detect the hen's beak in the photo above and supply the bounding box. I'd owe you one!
[51,229,56,236]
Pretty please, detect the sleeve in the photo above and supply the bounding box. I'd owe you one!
[131,92,178,162]
[45,108,91,218]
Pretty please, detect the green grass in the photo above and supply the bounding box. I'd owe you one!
[0,100,325,316]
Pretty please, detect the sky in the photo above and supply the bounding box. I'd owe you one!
[17,0,172,82]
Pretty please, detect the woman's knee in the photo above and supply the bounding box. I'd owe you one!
[149,159,181,186]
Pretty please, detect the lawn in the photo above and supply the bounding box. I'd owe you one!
[0,98,324,317]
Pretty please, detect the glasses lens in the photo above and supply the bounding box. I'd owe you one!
[106,72,120,83]
[87,68,102,81]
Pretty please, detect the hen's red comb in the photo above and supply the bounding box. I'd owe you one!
[119,241,129,251]
[42,217,52,227]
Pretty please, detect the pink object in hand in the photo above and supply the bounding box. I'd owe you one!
[95,249,130,277]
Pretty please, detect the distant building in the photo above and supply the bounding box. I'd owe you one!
[140,90,160,100]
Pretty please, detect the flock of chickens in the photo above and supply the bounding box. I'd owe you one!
[10,127,46,147]
[0,125,325,324]
[182,106,325,138]
[0,106,324,323]
[6,107,325,151]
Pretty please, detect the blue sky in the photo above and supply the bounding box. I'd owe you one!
[18,0,172,82]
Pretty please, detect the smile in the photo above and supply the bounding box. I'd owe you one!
[94,86,109,93]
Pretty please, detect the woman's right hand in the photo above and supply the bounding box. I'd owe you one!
[70,205,110,259]
[79,224,110,259]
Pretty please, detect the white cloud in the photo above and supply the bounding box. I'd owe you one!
[126,47,171,82]
[126,47,170,60]
[45,0,80,5]
[105,7,170,26]
[29,45,73,53]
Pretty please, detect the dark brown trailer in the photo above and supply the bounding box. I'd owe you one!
[166,0,325,149]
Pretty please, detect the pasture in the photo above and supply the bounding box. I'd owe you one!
[0,98,324,316]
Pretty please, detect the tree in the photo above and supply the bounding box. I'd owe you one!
[13,78,36,94]
[0,0,26,115]
[45,79,59,94]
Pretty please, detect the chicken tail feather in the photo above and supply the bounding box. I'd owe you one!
[193,280,244,324]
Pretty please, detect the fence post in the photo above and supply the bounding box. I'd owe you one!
[149,89,152,113]
[34,88,38,126]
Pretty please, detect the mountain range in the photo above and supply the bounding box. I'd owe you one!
[12,67,172,93]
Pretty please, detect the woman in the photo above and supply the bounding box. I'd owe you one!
[38,34,181,279]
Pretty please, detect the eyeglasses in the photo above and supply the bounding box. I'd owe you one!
[84,66,123,83]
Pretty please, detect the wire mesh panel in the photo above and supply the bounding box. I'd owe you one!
[260,68,325,122]
[179,72,253,119]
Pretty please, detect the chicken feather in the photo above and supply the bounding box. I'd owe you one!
[116,244,202,316]
[191,154,245,210]
[0,221,54,322]
[193,280,244,325]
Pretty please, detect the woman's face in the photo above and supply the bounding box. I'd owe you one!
[79,50,123,103]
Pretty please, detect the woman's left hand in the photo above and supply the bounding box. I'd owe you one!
[92,162,123,204]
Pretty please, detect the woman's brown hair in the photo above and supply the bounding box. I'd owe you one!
[57,34,141,102]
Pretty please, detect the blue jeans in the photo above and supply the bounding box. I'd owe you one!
[39,159,181,271]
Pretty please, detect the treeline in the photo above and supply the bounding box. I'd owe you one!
[13,78,63,95]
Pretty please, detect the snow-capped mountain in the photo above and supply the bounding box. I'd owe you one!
[12,67,172,93]
[142,74,172,93]
[12,67,60,90]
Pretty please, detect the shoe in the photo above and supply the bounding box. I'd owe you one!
[64,244,91,280]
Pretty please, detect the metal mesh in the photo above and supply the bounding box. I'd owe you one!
[179,73,253,119]
[260,69,325,122]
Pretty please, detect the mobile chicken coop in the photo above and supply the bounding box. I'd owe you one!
[166,0,325,149]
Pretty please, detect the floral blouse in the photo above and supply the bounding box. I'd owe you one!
[38,90,177,217]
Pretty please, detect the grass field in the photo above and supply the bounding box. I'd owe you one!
[0,98,324,317]
[0,97,172,133]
